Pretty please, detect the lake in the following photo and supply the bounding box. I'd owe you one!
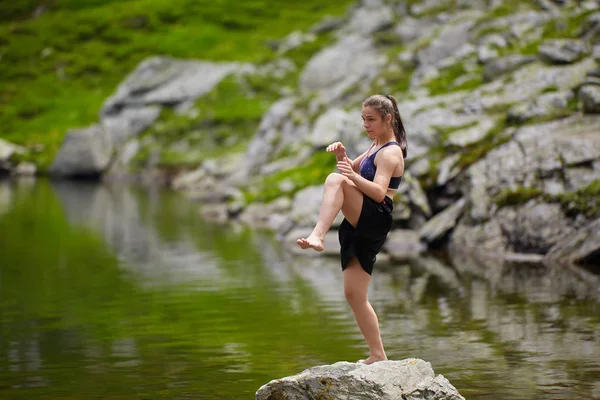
[0,178,599,399]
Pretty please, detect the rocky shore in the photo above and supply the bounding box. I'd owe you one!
[3,0,600,269]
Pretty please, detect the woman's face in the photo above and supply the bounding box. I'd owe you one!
[362,106,389,139]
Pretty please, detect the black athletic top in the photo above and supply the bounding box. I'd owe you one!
[359,141,403,189]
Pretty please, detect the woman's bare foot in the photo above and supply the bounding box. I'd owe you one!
[358,355,387,365]
[296,234,324,252]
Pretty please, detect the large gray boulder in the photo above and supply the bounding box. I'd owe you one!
[49,124,113,178]
[101,56,249,115]
[255,359,465,400]
[299,34,381,96]
[464,115,600,222]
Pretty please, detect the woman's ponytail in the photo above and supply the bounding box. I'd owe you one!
[386,95,408,159]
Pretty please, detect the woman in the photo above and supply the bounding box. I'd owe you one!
[296,94,407,365]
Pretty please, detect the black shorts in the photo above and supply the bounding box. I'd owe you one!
[338,194,393,275]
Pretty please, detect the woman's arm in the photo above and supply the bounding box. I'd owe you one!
[337,146,401,203]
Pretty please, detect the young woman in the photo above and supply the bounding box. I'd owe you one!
[296,94,407,365]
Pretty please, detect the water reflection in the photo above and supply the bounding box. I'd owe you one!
[0,179,598,400]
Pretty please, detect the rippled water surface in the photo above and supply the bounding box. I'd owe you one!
[1,179,599,400]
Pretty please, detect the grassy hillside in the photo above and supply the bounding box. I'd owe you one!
[0,0,355,170]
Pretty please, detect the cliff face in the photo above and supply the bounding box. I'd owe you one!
[7,0,600,266]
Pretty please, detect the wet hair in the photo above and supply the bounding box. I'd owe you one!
[362,94,408,158]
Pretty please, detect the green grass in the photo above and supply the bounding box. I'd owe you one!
[130,72,281,169]
[424,62,483,96]
[242,151,337,204]
[0,0,354,171]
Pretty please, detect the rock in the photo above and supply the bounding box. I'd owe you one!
[579,84,600,113]
[345,3,394,35]
[255,359,465,400]
[171,167,207,190]
[464,115,600,221]
[49,124,113,178]
[437,154,461,186]
[276,31,316,54]
[288,185,345,228]
[309,16,346,34]
[482,55,537,82]
[465,58,595,114]
[0,139,27,174]
[446,117,497,147]
[230,97,296,183]
[400,172,432,217]
[544,217,600,266]
[420,197,467,244]
[393,17,437,44]
[495,201,576,254]
[506,90,575,124]
[383,230,426,260]
[12,162,36,177]
[101,56,249,115]
[538,39,592,65]
[449,219,509,257]
[100,105,161,145]
[309,108,363,150]
[299,34,380,93]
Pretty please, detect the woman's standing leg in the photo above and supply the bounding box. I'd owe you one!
[297,173,363,251]
[343,257,387,364]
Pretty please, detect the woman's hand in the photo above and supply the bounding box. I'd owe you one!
[326,142,346,158]
[337,157,357,182]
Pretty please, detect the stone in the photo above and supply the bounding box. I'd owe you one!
[538,39,592,65]
[495,202,575,254]
[100,105,161,145]
[101,56,249,115]
[579,84,600,113]
[345,4,394,35]
[309,108,363,150]
[49,124,113,178]
[482,55,537,82]
[383,230,426,260]
[12,162,36,177]
[420,197,467,244]
[255,359,465,400]
[463,115,600,221]
[506,90,575,124]
[289,185,345,228]
[544,217,600,266]
[299,34,379,92]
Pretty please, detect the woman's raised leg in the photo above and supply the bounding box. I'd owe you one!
[296,172,363,251]
[344,257,387,364]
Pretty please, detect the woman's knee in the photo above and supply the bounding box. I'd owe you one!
[344,285,367,306]
[324,172,348,188]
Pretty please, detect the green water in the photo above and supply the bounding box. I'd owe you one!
[0,179,599,400]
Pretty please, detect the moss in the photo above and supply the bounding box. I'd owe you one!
[373,29,404,47]
[242,150,336,204]
[492,180,600,218]
[554,180,600,218]
[476,0,540,26]
[431,121,479,143]
[455,119,511,169]
[424,62,483,96]
[540,9,597,40]
[493,186,544,207]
